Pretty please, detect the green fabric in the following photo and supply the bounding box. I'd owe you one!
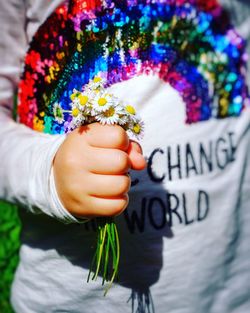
[0,201,21,313]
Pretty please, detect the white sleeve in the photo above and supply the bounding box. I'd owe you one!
[0,1,82,224]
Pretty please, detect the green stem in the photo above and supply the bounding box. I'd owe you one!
[87,217,120,296]
[102,232,110,285]
[93,223,107,281]
[104,222,120,296]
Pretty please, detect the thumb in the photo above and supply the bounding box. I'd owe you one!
[127,140,146,171]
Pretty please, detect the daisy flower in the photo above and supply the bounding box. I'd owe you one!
[78,93,90,107]
[72,92,92,113]
[122,104,138,123]
[95,105,124,125]
[53,103,65,124]
[125,104,136,116]
[70,89,81,102]
[92,93,116,113]
[69,104,85,129]
[84,76,105,93]
[128,119,144,140]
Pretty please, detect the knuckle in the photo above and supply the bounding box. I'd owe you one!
[116,196,129,215]
[110,196,129,216]
[116,151,130,172]
[111,126,128,148]
[116,175,131,195]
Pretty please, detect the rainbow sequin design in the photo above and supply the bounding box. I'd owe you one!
[18,0,249,134]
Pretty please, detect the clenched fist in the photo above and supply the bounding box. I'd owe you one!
[53,123,146,219]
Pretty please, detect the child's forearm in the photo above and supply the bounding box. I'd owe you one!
[0,109,73,221]
[0,1,79,223]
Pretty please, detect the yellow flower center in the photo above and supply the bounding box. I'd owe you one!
[126,105,136,115]
[133,123,141,134]
[104,107,115,117]
[93,76,102,83]
[70,93,76,101]
[98,97,107,106]
[72,108,80,117]
[78,94,88,106]
[70,92,80,101]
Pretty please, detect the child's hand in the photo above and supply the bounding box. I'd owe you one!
[53,123,146,219]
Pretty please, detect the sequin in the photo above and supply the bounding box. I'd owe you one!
[18,0,249,134]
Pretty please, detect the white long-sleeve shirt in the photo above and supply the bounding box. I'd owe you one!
[0,1,250,312]
[0,0,82,223]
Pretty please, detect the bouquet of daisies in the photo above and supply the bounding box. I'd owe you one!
[54,76,143,139]
[53,76,144,295]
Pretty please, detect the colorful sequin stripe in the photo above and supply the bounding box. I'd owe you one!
[18,0,249,134]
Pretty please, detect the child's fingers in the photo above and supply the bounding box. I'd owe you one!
[127,140,146,170]
[74,194,129,218]
[80,123,129,151]
[86,147,130,174]
[85,173,131,198]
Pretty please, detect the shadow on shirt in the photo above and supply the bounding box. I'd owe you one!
[19,168,173,313]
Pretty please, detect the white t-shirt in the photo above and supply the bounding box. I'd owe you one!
[0,1,250,312]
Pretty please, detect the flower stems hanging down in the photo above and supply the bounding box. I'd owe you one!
[53,75,144,295]
[87,217,120,296]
